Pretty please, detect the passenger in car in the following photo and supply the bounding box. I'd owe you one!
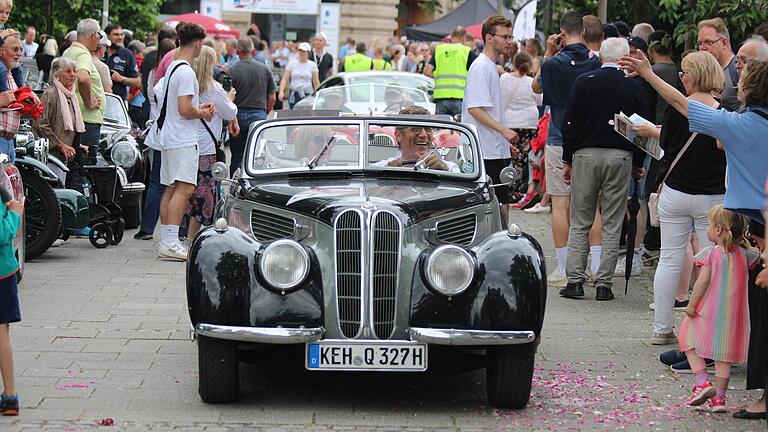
[294,125,335,166]
[372,106,460,172]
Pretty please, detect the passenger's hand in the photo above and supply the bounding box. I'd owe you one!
[632,166,645,180]
[756,267,768,288]
[228,118,240,137]
[630,123,658,138]
[6,199,22,215]
[0,91,15,107]
[562,163,572,185]
[685,303,697,319]
[419,153,449,171]
[501,128,519,144]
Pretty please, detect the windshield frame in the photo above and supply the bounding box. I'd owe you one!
[312,83,433,115]
[243,117,482,182]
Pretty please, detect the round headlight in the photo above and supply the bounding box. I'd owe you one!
[259,239,310,291]
[425,245,475,296]
[110,141,139,168]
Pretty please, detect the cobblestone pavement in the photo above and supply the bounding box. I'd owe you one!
[1,211,764,431]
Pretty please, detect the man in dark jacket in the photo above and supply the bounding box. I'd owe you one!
[559,37,648,301]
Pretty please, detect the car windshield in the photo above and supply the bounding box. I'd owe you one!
[347,74,432,94]
[103,94,130,126]
[313,84,432,115]
[247,120,479,179]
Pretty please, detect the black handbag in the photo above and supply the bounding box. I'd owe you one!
[200,119,226,163]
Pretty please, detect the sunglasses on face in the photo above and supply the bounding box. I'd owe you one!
[406,126,434,135]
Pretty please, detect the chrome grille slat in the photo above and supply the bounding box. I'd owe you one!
[335,211,363,338]
[372,211,400,339]
[250,209,295,241]
[436,214,476,245]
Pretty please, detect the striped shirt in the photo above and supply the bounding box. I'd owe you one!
[0,72,20,134]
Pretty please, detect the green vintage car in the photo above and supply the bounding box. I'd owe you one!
[186,114,547,408]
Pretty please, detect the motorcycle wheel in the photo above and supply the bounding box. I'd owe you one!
[21,169,62,260]
[89,223,112,249]
[110,218,125,245]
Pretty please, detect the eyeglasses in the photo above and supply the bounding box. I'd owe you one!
[406,126,434,135]
[492,33,513,40]
[696,37,723,49]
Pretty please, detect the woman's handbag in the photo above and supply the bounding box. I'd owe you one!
[648,132,698,227]
[200,119,226,163]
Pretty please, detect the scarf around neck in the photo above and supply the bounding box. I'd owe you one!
[53,78,85,133]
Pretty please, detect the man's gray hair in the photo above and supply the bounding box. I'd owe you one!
[744,35,768,60]
[600,37,629,62]
[225,38,237,48]
[51,57,77,78]
[236,37,254,53]
[76,18,100,40]
[631,23,654,42]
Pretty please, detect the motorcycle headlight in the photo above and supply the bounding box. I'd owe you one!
[110,141,139,168]
[425,245,475,296]
[259,239,309,291]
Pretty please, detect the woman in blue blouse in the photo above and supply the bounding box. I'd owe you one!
[622,54,768,421]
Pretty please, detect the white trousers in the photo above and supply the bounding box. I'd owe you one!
[652,185,723,334]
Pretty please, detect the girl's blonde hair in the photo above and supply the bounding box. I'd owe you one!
[0,0,13,10]
[707,204,749,250]
[192,45,216,94]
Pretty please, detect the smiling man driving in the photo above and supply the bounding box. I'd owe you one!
[374,106,460,172]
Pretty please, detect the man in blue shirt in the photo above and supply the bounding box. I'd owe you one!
[532,11,601,288]
[103,23,139,100]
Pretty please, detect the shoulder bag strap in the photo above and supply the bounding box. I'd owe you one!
[157,62,187,130]
[199,119,220,145]
[657,132,697,191]
[754,109,768,122]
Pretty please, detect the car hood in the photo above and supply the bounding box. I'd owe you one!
[241,177,489,225]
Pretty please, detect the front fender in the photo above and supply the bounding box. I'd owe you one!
[409,231,547,336]
[16,156,59,183]
[186,226,324,329]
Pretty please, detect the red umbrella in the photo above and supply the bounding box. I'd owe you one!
[163,13,240,40]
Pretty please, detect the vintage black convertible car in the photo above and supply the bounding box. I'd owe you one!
[186,114,547,408]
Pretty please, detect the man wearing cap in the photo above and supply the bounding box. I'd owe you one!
[310,33,333,82]
[63,18,105,163]
[103,23,140,101]
[92,34,112,94]
[341,42,373,72]
[424,26,478,117]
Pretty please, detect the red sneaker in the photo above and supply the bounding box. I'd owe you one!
[511,192,539,209]
[708,395,727,413]
[688,382,716,406]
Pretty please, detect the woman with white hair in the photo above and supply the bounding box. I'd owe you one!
[186,45,238,239]
[33,57,86,187]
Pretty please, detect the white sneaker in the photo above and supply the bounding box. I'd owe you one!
[158,240,188,261]
[614,256,641,277]
[524,203,551,214]
[51,239,65,247]
[547,266,567,288]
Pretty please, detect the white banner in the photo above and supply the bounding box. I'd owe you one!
[200,0,222,20]
[318,3,340,62]
[513,0,537,41]
[222,0,320,15]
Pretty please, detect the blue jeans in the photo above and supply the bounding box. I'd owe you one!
[81,122,101,165]
[230,108,266,176]
[435,99,463,117]
[0,62,24,92]
[139,150,166,235]
[0,137,14,163]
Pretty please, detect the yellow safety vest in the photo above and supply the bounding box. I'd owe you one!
[432,43,470,99]
[372,58,392,71]
[344,53,373,72]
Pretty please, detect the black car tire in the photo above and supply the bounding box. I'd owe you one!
[123,202,141,229]
[21,169,61,260]
[486,343,535,409]
[198,335,240,403]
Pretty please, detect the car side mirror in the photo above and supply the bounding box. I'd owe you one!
[211,162,230,181]
[491,166,521,187]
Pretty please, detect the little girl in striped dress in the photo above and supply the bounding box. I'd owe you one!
[679,204,758,413]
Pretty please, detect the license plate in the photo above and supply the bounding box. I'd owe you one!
[306,340,427,371]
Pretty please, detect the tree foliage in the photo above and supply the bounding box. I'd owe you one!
[657,0,768,48]
[7,0,162,41]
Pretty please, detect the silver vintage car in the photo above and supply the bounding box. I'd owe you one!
[186,113,547,408]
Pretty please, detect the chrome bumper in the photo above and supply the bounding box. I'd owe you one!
[408,327,535,346]
[195,323,324,344]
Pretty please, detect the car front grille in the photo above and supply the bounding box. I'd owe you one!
[372,211,400,339]
[335,210,363,338]
[334,209,402,339]
[251,209,295,242]
[436,214,476,246]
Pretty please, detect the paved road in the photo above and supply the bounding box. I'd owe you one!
[2,211,764,431]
